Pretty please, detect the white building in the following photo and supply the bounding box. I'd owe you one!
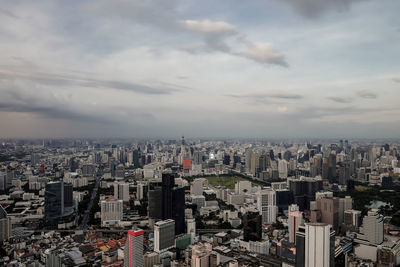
[278,160,288,179]
[100,199,123,226]
[235,181,252,194]
[257,189,277,224]
[305,223,334,267]
[154,219,175,253]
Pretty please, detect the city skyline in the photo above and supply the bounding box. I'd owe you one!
[0,0,399,138]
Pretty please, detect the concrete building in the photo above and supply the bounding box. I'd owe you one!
[304,223,335,267]
[357,209,384,245]
[124,229,144,267]
[288,204,303,244]
[154,219,175,253]
[257,189,277,224]
[114,183,130,202]
[191,242,212,267]
[0,205,11,242]
[192,179,204,196]
[100,199,123,226]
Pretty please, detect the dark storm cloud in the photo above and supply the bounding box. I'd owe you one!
[327,96,353,103]
[357,90,377,99]
[274,0,367,18]
[0,102,109,123]
[0,70,179,95]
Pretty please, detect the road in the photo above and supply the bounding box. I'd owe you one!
[79,174,101,230]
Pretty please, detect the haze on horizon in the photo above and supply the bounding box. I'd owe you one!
[0,0,399,139]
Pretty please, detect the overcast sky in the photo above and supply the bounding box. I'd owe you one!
[0,0,399,139]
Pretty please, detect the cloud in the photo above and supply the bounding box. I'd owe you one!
[0,69,179,95]
[180,19,287,66]
[357,90,377,99]
[327,96,353,103]
[238,42,288,67]
[273,0,366,18]
[180,19,236,35]
[227,92,303,100]
[393,77,400,83]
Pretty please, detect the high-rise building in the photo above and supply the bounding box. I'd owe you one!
[278,159,288,179]
[172,186,185,235]
[162,174,175,220]
[288,204,303,244]
[31,153,40,166]
[288,177,323,211]
[45,180,74,225]
[148,186,162,220]
[344,209,361,230]
[100,199,123,226]
[124,228,144,267]
[257,189,277,224]
[243,211,262,242]
[162,174,185,235]
[0,205,11,243]
[192,179,204,196]
[356,209,384,245]
[114,183,130,202]
[154,219,175,253]
[304,223,335,267]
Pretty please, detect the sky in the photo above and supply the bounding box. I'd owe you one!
[0,0,399,139]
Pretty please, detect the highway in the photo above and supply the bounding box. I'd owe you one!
[80,174,101,230]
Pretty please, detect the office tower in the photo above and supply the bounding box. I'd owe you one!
[144,252,160,267]
[187,218,196,236]
[0,172,6,191]
[115,164,125,178]
[344,210,361,229]
[148,186,162,220]
[0,205,11,242]
[162,174,175,219]
[357,209,384,245]
[278,159,288,179]
[114,183,130,202]
[45,180,74,225]
[154,219,175,253]
[124,229,144,267]
[250,152,260,175]
[31,153,40,166]
[243,211,262,242]
[245,149,253,173]
[295,226,306,267]
[193,151,203,165]
[162,174,185,235]
[288,177,323,211]
[276,189,293,213]
[313,197,340,231]
[257,189,277,224]
[81,164,96,176]
[181,136,186,158]
[192,179,204,196]
[304,223,335,267]
[258,154,267,172]
[338,196,352,225]
[191,242,212,267]
[172,186,185,235]
[100,199,123,226]
[288,204,303,244]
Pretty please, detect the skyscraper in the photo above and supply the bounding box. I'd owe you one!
[243,211,262,242]
[154,219,175,253]
[0,205,11,243]
[162,174,174,220]
[124,228,144,267]
[304,223,335,267]
[45,180,74,226]
[257,189,277,224]
[162,174,185,235]
[288,204,303,244]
